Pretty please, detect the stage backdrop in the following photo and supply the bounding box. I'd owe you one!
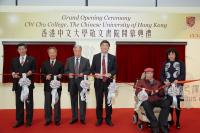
[0,7,200,109]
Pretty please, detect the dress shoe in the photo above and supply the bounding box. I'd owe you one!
[80,120,85,125]
[45,121,52,126]
[26,122,32,127]
[12,122,24,128]
[55,121,60,126]
[96,120,103,126]
[105,120,113,126]
[69,119,78,125]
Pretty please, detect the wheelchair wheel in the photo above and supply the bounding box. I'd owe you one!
[137,123,143,130]
[132,114,138,124]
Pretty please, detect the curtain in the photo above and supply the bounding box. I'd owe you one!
[3,42,75,83]
[116,42,186,82]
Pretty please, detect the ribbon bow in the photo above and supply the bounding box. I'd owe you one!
[135,88,148,111]
[80,75,90,102]
[167,83,182,109]
[18,73,31,102]
[50,76,61,106]
[107,80,117,106]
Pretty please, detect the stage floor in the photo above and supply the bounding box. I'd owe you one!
[0,108,200,133]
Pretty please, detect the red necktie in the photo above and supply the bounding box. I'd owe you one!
[102,55,106,82]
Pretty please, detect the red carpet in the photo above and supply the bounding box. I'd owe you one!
[0,109,200,133]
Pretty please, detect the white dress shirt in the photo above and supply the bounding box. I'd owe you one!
[50,59,56,66]
[74,57,81,67]
[19,55,27,64]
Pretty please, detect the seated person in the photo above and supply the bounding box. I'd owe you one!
[135,68,171,133]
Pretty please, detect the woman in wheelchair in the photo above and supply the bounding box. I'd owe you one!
[135,68,171,133]
[160,48,185,129]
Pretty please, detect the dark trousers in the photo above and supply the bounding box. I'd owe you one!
[94,79,112,121]
[15,88,33,123]
[69,78,86,121]
[141,98,171,128]
[169,95,181,124]
[44,90,61,123]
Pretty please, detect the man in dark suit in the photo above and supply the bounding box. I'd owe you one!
[65,45,90,125]
[11,43,36,128]
[41,47,64,126]
[91,40,116,126]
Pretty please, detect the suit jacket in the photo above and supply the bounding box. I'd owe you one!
[64,56,90,92]
[41,60,64,92]
[90,53,116,80]
[11,56,36,91]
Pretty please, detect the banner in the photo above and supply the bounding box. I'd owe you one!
[0,7,200,40]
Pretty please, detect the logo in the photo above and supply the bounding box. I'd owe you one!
[186,16,195,27]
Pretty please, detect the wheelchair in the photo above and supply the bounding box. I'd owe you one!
[132,73,172,130]
[132,98,172,130]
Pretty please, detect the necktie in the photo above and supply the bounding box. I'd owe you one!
[102,55,106,82]
[21,56,25,66]
[75,58,79,78]
[50,60,54,67]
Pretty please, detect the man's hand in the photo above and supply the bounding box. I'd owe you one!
[57,74,62,79]
[95,73,101,79]
[79,73,83,77]
[46,74,52,80]
[27,71,32,76]
[106,73,111,78]
[164,81,170,86]
[12,72,20,78]
[69,73,74,78]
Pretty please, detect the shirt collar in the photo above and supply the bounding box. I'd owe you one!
[20,54,26,57]
[75,56,81,60]
[20,55,27,59]
[50,59,56,62]
[101,53,108,57]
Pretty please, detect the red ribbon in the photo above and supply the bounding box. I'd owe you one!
[1,73,200,91]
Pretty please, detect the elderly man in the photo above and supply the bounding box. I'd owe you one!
[65,45,90,125]
[41,47,64,126]
[135,68,171,133]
